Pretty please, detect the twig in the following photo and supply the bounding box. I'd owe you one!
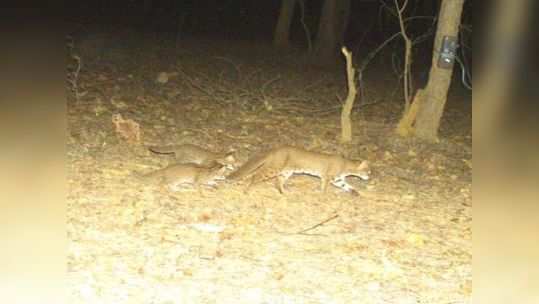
[394,0,413,111]
[359,32,401,71]
[66,34,84,102]
[379,0,398,19]
[261,75,281,95]
[298,0,312,52]
[458,28,472,90]
[213,56,242,79]
[360,15,435,73]
[295,214,339,234]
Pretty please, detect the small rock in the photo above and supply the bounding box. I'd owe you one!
[156,72,169,84]
[110,98,128,109]
[403,194,415,200]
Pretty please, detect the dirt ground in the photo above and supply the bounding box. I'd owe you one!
[67,35,472,303]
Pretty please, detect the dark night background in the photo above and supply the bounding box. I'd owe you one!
[65,0,473,61]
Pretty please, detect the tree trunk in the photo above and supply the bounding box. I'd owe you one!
[336,0,351,45]
[314,0,350,61]
[143,0,152,16]
[414,0,465,141]
[138,0,152,30]
[273,0,296,48]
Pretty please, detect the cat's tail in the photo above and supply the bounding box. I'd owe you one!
[227,152,268,181]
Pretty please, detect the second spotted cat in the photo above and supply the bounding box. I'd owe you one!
[133,163,227,191]
[148,144,236,169]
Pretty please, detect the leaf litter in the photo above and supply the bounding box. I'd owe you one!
[68,37,471,304]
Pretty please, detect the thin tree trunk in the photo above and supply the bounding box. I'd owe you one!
[314,0,350,61]
[143,0,152,16]
[314,0,339,60]
[273,0,296,48]
[336,0,351,45]
[414,0,465,141]
[138,0,152,30]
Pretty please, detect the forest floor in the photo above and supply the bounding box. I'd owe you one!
[68,33,472,304]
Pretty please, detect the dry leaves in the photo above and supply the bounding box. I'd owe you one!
[112,113,141,143]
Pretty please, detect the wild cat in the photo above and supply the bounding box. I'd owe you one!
[148,144,236,170]
[133,163,228,191]
[228,146,370,194]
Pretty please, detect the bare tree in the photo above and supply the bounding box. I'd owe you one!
[414,0,465,141]
[340,47,358,143]
[396,0,465,141]
[394,0,413,111]
[273,0,297,48]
